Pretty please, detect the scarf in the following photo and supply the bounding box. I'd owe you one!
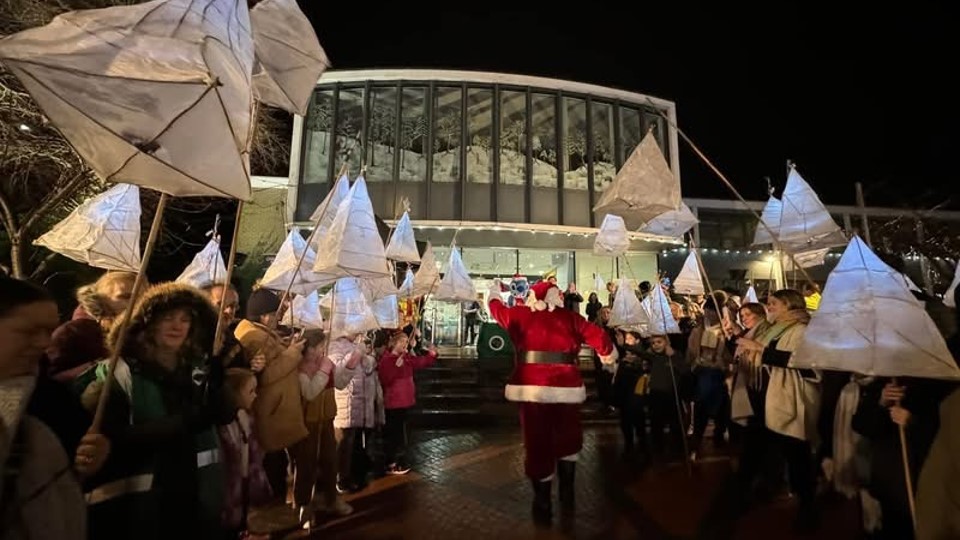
[738,309,810,390]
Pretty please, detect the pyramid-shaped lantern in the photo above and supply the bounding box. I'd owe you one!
[645,281,681,336]
[176,238,227,287]
[434,246,476,302]
[327,277,380,338]
[309,173,350,249]
[250,0,330,116]
[411,242,441,298]
[593,130,681,230]
[752,195,783,246]
[778,166,846,252]
[361,281,400,329]
[593,214,631,257]
[609,277,649,331]
[260,227,329,295]
[385,211,421,263]
[398,268,416,298]
[744,285,759,304]
[594,273,607,294]
[281,291,323,330]
[313,176,391,280]
[640,203,698,239]
[34,183,141,272]
[673,252,705,296]
[361,276,400,301]
[790,236,960,381]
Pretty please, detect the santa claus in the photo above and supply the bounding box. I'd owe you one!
[487,278,617,522]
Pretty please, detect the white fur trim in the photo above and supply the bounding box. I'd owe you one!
[504,384,586,403]
[560,454,579,462]
[599,347,619,365]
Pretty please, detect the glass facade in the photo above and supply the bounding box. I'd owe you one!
[295,79,673,225]
[414,246,657,342]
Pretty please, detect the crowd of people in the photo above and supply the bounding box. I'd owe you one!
[588,278,960,538]
[0,273,437,539]
[3,269,960,538]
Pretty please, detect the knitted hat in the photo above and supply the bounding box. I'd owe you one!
[246,288,281,319]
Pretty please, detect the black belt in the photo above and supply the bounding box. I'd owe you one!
[520,351,578,365]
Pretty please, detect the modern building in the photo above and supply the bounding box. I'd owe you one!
[241,68,960,344]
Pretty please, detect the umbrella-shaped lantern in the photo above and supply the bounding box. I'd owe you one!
[250,0,330,116]
[0,0,257,199]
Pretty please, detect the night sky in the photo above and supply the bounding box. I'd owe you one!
[298,5,957,210]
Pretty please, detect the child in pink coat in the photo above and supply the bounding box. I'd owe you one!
[377,331,437,475]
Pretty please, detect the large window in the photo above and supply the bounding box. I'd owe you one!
[298,80,677,226]
[466,88,493,185]
[302,90,334,184]
[365,86,397,183]
[591,101,615,209]
[531,93,558,189]
[642,110,669,164]
[619,106,642,168]
[335,86,364,176]
[499,89,526,222]
[499,90,526,187]
[562,98,587,191]
[562,97,589,226]
[399,86,428,182]
[432,87,462,184]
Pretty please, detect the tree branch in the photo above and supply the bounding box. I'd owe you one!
[28,250,58,281]
[19,169,89,235]
[0,188,19,240]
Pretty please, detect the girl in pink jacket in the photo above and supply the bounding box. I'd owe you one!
[377,331,437,475]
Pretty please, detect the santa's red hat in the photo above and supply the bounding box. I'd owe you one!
[530,280,557,300]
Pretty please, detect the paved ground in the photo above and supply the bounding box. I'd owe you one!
[256,424,862,539]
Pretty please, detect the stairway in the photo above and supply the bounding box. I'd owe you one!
[408,347,618,429]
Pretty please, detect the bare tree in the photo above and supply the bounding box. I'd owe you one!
[0,0,290,279]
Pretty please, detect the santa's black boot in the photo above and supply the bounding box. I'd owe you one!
[557,461,575,514]
[531,479,552,523]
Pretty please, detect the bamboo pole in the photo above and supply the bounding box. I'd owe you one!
[213,201,243,357]
[90,191,169,432]
[644,104,817,288]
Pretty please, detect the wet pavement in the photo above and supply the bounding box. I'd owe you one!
[261,424,862,540]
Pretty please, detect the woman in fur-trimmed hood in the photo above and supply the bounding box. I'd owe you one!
[76,282,231,540]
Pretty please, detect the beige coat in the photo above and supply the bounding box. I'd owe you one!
[764,323,821,443]
[235,320,307,452]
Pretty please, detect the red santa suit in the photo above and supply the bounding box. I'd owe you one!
[487,280,617,482]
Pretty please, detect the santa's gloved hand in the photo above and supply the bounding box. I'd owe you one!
[487,279,503,304]
[599,347,619,366]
